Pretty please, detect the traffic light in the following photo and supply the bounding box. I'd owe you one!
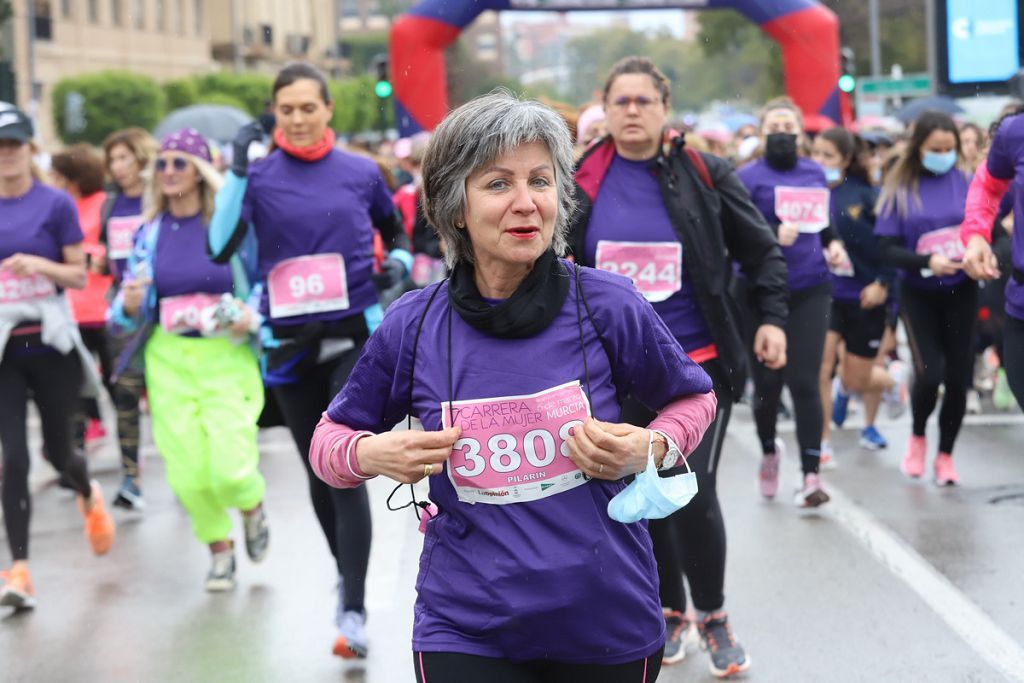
[839,46,857,93]
[373,56,392,99]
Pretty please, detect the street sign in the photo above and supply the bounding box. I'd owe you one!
[859,74,934,96]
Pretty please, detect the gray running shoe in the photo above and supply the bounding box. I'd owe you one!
[662,609,695,664]
[698,612,751,678]
[333,609,368,659]
[205,548,236,592]
[242,505,269,563]
[113,477,146,512]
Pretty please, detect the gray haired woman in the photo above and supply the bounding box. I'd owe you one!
[310,92,717,681]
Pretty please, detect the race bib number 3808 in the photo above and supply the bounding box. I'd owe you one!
[441,381,592,505]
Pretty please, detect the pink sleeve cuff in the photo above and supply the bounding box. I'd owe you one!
[962,162,1012,246]
[647,391,719,458]
[309,413,376,489]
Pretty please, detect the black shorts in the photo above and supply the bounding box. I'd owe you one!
[830,298,887,359]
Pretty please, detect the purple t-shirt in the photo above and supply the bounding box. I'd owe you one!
[582,154,714,354]
[984,114,1024,319]
[0,181,82,262]
[241,148,395,326]
[874,169,969,291]
[738,158,831,291]
[327,264,712,664]
[107,193,144,283]
[152,213,233,299]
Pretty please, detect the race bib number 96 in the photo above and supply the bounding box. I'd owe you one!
[595,240,682,303]
[267,253,349,319]
[441,381,592,505]
[0,271,56,303]
[774,186,830,233]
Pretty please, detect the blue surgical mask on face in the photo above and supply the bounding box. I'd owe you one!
[607,439,698,523]
[824,166,843,185]
[921,150,957,175]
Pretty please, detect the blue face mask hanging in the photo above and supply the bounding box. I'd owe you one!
[607,431,699,523]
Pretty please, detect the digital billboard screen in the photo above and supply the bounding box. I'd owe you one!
[944,0,1020,85]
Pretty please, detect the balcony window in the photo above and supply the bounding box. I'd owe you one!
[111,0,122,24]
[132,0,145,29]
[193,0,202,35]
[88,0,98,22]
[34,1,53,41]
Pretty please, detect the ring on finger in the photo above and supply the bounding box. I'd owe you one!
[598,463,604,475]
[424,463,434,477]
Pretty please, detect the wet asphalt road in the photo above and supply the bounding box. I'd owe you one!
[1,399,1022,682]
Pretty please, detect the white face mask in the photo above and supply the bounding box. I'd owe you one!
[824,166,843,185]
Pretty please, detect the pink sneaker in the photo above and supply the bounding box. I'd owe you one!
[84,419,107,445]
[759,439,782,499]
[794,473,830,508]
[934,452,960,486]
[901,435,927,478]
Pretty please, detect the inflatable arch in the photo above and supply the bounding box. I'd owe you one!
[390,0,840,136]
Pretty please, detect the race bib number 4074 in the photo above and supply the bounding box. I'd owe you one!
[441,381,592,505]
[774,186,830,233]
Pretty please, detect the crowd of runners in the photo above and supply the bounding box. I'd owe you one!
[1,56,1022,681]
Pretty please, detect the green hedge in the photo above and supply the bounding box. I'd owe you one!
[53,70,395,142]
[52,71,166,145]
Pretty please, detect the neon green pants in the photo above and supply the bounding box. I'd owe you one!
[144,328,265,543]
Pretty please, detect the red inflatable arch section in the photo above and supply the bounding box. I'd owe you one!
[390,0,842,136]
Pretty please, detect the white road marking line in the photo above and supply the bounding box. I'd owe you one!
[826,485,1024,682]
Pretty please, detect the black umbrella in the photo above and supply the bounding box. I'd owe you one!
[154,104,253,144]
[894,96,965,124]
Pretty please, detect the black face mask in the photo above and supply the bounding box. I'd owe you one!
[764,133,798,170]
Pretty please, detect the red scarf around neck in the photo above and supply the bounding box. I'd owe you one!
[273,127,336,162]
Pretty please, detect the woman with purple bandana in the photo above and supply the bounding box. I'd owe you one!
[0,107,115,610]
[209,61,413,658]
[110,129,269,591]
[737,97,848,507]
[875,111,975,485]
[310,92,717,682]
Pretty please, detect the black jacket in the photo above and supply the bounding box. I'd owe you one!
[568,136,788,401]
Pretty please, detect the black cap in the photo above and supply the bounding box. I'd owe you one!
[0,108,34,143]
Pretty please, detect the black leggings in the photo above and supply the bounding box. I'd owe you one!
[750,282,831,475]
[1004,313,1024,407]
[622,360,731,614]
[413,649,663,683]
[901,282,978,455]
[0,343,91,561]
[272,340,372,613]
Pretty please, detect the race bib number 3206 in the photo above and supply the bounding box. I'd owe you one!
[441,381,592,505]
[0,271,56,303]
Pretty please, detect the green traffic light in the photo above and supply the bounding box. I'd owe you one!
[375,80,393,98]
[838,74,856,93]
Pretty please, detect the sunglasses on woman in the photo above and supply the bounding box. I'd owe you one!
[155,157,190,172]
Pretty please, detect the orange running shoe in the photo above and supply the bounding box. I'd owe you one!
[0,566,37,610]
[78,481,115,556]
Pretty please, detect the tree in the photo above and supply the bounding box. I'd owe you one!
[820,0,927,75]
[52,71,166,144]
[695,11,785,104]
